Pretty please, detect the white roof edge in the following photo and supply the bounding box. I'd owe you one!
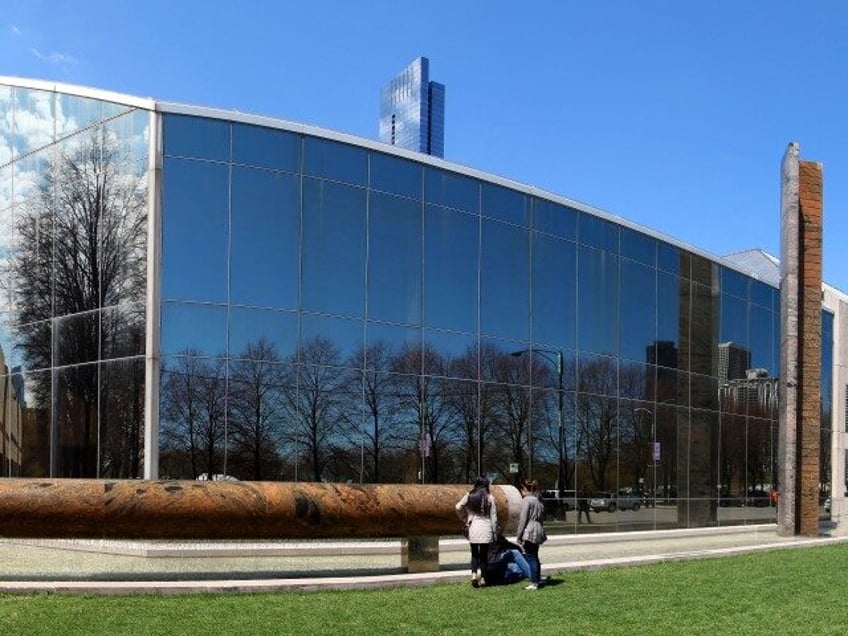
[0,76,155,111]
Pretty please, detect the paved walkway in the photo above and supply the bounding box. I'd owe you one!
[0,524,845,594]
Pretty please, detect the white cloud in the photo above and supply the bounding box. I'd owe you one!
[10,24,20,36]
[29,47,78,66]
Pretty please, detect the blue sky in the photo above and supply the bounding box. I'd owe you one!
[3,1,848,291]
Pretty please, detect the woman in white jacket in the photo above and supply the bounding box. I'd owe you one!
[456,477,498,587]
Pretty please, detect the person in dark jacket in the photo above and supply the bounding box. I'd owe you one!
[484,533,532,585]
[578,487,593,524]
[515,479,547,590]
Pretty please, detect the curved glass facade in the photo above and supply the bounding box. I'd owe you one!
[0,80,837,533]
[0,82,149,478]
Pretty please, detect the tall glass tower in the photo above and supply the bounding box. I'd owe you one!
[379,57,445,157]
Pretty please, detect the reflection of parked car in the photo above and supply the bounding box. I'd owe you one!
[718,492,744,507]
[589,491,641,513]
[745,489,770,507]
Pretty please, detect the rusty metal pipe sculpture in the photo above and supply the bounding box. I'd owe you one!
[0,480,522,540]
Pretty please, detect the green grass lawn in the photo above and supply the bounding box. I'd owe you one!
[2,544,847,636]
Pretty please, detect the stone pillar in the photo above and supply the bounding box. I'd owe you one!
[778,142,823,537]
[401,536,440,573]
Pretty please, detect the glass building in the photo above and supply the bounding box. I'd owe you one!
[379,57,445,158]
[0,77,844,534]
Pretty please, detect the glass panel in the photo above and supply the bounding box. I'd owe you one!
[162,158,229,302]
[99,357,145,478]
[689,281,717,376]
[656,271,681,366]
[657,241,680,276]
[10,151,53,324]
[19,369,51,477]
[653,402,678,508]
[577,246,618,356]
[0,165,12,212]
[750,279,775,310]
[159,355,228,480]
[423,330,478,379]
[0,84,13,164]
[161,302,227,357]
[747,417,776,522]
[533,198,576,240]
[56,94,121,139]
[300,314,363,362]
[227,358,288,480]
[481,220,529,341]
[690,373,718,410]
[100,304,145,360]
[230,167,300,309]
[55,363,99,477]
[163,114,229,161]
[575,393,619,491]
[679,409,718,528]
[369,152,422,199]
[620,227,656,267]
[719,294,749,359]
[532,233,576,350]
[423,205,478,333]
[56,310,100,366]
[749,303,776,377]
[230,307,297,362]
[481,182,530,226]
[303,136,367,186]
[424,168,478,212]
[14,88,55,156]
[366,322,420,368]
[721,266,749,300]
[577,353,618,397]
[301,179,366,316]
[231,123,300,172]
[578,213,618,253]
[619,360,652,402]
[368,192,421,324]
[619,259,655,363]
[12,320,52,373]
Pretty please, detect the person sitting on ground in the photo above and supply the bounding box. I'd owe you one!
[483,532,532,586]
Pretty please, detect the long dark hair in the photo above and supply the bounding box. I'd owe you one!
[467,477,491,515]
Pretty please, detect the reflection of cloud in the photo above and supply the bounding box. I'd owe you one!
[29,48,78,66]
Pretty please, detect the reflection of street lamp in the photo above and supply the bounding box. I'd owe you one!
[511,348,564,501]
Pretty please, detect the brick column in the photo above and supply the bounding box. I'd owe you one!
[778,142,823,536]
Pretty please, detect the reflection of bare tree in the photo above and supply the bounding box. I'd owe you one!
[392,343,460,483]
[341,341,405,483]
[8,125,147,477]
[228,339,285,480]
[159,352,226,479]
[281,336,345,482]
[445,346,482,482]
[576,356,618,490]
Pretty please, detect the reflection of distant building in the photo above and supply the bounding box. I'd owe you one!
[647,340,678,403]
[717,342,750,383]
[720,368,779,415]
[0,347,24,476]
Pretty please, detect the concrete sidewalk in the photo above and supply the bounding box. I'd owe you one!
[0,524,845,595]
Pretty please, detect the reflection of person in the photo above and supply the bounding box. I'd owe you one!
[578,488,593,524]
[484,533,532,585]
[516,479,547,590]
[456,477,498,588]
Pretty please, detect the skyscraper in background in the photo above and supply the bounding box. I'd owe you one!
[379,57,444,157]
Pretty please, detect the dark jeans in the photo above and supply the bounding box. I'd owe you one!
[578,506,592,523]
[470,543,489,574]
[522,541,541,584]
